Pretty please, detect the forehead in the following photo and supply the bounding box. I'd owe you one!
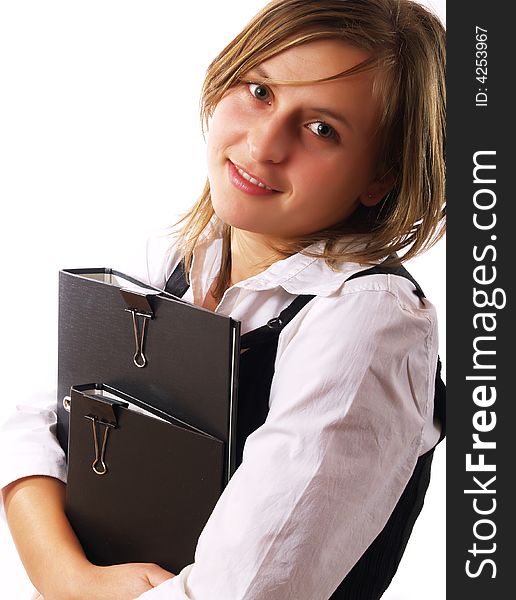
[258,39,374,83]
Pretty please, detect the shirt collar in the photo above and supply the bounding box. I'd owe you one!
[235,246,368,296]
[193,219,377,297]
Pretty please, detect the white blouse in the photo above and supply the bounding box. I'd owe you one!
[0,226,441,600]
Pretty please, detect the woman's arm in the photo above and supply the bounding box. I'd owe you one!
[3,475,92,598]
[3,476,173,600]
[133,281,439,599]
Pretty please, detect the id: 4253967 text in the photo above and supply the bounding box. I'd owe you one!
[475,26,488,107]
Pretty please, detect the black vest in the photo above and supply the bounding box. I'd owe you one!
[165,260,446,600]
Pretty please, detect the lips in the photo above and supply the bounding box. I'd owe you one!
[228,161,281,196]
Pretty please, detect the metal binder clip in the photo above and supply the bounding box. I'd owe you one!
[120,289,154,368]
[127,309,151,368]
[84,415,116,476]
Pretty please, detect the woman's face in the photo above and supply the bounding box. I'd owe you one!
[206,39,393,241]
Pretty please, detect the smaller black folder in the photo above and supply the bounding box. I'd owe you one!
[65,384,225,573]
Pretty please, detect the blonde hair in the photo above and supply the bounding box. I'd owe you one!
[172,0,446,299]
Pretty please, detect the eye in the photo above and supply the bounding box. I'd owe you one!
[248,83,272,103]
[306,121,338,141]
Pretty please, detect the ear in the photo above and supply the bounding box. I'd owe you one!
[360,171,396,207]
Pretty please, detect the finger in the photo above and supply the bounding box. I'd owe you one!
[146,564,176,587]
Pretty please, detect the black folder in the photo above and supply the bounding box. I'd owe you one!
[57,267,241,481]
[57,267,241,571]
[66,384,224,573]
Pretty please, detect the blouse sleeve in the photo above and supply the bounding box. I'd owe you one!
[0,389,67,494]
[135,283,438,599]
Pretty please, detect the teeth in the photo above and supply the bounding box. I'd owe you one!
[237,167,273,191]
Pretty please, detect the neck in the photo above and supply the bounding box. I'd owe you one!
[229,228,284,286]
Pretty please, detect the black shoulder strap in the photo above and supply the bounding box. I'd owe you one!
[165,259,190,298]
[346,259,426,299]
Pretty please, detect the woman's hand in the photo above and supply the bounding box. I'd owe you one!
[78,562,175,600]
[31,561,175,600]
[71,561,175,600]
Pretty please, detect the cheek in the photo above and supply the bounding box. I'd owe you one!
[291,159,352,204]
[207,97,247,155]
[294,147,377,201]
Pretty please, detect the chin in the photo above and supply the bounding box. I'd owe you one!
[213,209,262,234]
[211,205,276,239]
[210,188,258,229]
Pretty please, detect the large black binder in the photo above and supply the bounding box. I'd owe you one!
[57,267,241,481]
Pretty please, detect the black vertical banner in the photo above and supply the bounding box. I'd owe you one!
[447,2,514,597]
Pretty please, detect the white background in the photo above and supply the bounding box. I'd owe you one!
[0,1,446,598]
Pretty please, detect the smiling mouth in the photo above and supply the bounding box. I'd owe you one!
[235,165,274,190]
[228,161,281,194]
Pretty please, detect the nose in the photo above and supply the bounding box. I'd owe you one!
[247,113,290,164]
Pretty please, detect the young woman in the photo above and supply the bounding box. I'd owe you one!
[1,1,445,598]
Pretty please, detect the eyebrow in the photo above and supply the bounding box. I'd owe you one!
[310,107,354,132]
[250,65,271,80]
[246,65,354,132]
